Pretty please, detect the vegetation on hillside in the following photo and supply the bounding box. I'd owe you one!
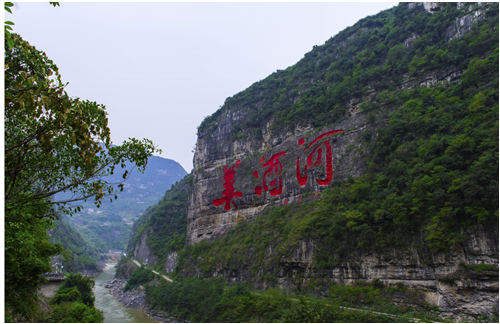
[198,3,498,140]
[176,48,498,276]
[176,1,499,272]
[145,276,447,323]
[124,266,155,292]
[127,173,193,263]
[49,217,107,273]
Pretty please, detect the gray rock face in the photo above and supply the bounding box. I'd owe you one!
[133,230,158,266]
[182,224,498,320]
[446,3,489,41]
[164,251,178,273]
[187,107,374,245]
[185,60,470,246]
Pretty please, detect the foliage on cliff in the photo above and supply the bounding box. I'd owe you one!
[49,216,107,273]
[124,266,155,292]
[127,173,193,262]
[115,257,140,279]
[177,47,498,274]
[145,277,440,322]
[198,2,498,139]
[176,2,498,278]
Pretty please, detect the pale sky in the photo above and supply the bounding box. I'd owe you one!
[8,1,398,172]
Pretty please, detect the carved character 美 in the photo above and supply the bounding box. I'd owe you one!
[213,160,243,210]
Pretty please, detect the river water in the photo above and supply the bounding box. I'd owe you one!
[94,263,155,323]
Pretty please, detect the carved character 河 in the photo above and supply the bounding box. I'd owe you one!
[296,129,343,186]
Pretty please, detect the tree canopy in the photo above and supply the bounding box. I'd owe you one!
[5,34,159,219]
[4,32,159,321]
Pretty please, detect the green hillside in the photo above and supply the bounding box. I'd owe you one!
[199,3,498,138]
[49,216,107,273]
[58,155,187,252]
[127,173,193,263]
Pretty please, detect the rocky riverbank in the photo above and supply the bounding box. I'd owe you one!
[104,278,190,323]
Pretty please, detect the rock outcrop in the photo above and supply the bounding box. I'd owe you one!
[180,224,498,320]
[133,230,159,267]
[187,111,373,245]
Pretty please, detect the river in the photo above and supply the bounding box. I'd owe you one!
[93,263,156,323]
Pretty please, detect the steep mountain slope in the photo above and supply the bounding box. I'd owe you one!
[128,2,498,320]
[189,2,498,245]
[126,173,193,268]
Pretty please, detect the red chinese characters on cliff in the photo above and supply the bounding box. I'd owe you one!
[213,160,243,211]
[253,152,286,196]
[296,129,344,186]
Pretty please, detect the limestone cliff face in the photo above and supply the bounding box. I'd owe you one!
[187,108,372,244]
[187,1,495,245]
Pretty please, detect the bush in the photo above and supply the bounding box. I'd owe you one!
[50,302,103,323]
[50,287,83,305]
[329,284,381,307]
[124,267,154,292]
[57,273,96,307]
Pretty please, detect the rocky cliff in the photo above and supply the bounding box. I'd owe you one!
[179,1,499,319]
[180,223,498,320]
[186,1,497,244]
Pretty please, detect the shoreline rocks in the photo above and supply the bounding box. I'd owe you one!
[105,278,189,323]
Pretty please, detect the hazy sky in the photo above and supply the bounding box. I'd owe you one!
[9,1,398,172]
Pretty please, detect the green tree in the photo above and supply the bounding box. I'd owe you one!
[55,273,96,307]
[4,205,63,322]
[4,32,159,320]
[49,302,103,323]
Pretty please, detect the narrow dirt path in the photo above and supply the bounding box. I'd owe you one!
[132,260,174,283]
